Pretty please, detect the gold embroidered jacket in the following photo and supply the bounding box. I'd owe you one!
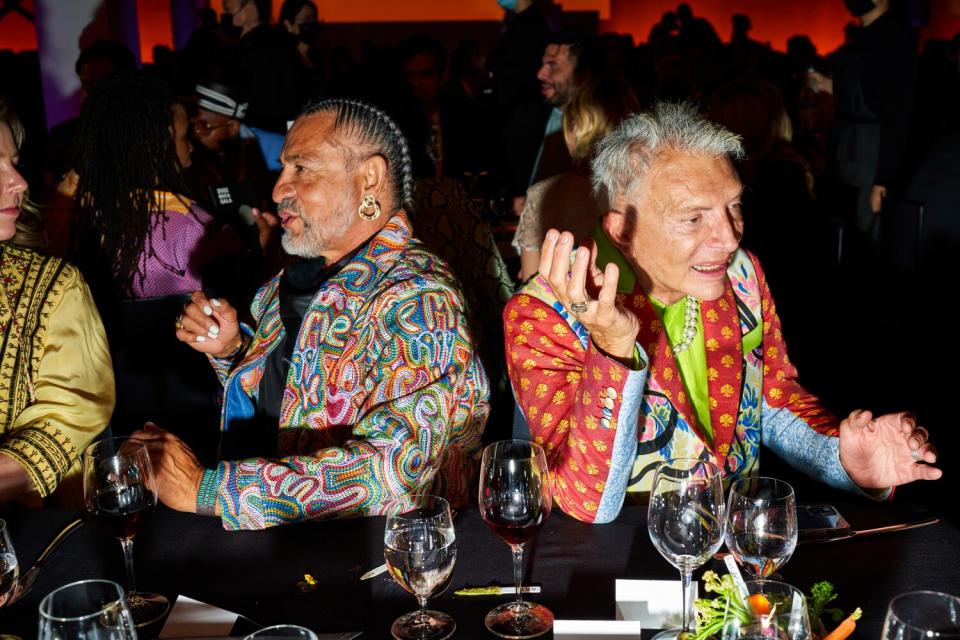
[0,243,114,500]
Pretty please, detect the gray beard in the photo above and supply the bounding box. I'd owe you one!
[280,203,354,258]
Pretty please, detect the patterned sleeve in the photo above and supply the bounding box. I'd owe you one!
[505,285,645,523]
[207,279,278,384]
[512,180,549,253]
[212,281,486,530]
[0,269,114,497]
[753,254,839,435]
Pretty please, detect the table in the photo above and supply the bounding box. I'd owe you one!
[2,491,958,639]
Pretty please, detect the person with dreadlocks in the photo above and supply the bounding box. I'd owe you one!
[0,99,114,506]
[129,99,490,530]
[58,72,254,301]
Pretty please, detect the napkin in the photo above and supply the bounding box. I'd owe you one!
[553,619,644,638]
[158,596,239,638]
[615,579,697,629]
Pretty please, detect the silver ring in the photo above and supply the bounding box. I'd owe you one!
[910,448,922,462]
[570,301,589,314]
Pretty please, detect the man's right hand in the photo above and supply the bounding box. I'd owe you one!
[175,291,242,358]
[539,229,640,362]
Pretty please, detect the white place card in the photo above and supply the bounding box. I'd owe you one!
[158,595,239,638]
[615,579,698,629]
[553,619,644,638]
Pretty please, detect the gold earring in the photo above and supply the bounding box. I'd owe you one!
[358,194,381,221]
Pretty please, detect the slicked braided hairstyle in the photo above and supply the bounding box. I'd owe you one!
[300,98,415,211]
[71,72,190,298]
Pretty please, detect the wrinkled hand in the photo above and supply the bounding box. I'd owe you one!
[129,423,205,513]
[251,207,279,252]
[839,410,942,489]
[539,229,639,361]
[870,185,887,214]
[175,291,243,358]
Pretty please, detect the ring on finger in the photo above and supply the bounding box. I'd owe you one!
[910,448,922,462]
[570,301,589,314]
[175,314,184,331]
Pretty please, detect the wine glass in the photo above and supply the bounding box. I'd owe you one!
[725,476,798,578]
[383,495,457,640]
[478,439,553,639]
[244,624,319,639]
[720,579,812,640]
[0,518,18,608]
[38,578,137,639]
[647,457,725,640]
[83,437,169,627]
[882,591,960,640]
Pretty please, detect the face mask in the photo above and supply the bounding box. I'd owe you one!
[497,0,518,11]
[844,0,875,17]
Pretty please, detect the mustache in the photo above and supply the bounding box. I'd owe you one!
[277,198,302,215]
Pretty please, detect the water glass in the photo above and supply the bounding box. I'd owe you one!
[720,579,812,640]
[0,519,18,607]
[244,624,319,639]
[384,495,457,640]
[38,579,137,639]
[882,591,960,640]
[648,457,725,640]
[725,476,798,577]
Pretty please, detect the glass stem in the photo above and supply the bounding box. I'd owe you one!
[416,595,429,624]
[511,544,525,607]
[680,569,693,633]
[120,538,138,596]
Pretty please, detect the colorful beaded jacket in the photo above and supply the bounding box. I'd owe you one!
[205,213,489,530]
[504,240,865,524]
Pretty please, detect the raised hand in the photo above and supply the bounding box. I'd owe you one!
[839,410,942,489]
[539,229,640,362]
[175,291,243,358]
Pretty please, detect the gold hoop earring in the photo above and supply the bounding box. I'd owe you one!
[358,194,381,221]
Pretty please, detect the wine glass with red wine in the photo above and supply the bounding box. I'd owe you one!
[478,439,553,639]
[83,437,169,627]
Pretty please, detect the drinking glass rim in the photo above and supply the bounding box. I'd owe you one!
[38,578,127,623]
[887,590,960,633]
[729,475,795,499]
[482,439,547,460]
[83,436,147,460]
[385,494,452,520]
[655,457,721,473]
[245,623,318,638]
[743,578,807,595]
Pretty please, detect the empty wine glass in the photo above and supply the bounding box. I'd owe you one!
[384,495,457,640]
[647,457,725,640]
[244,624,319,639]
[479,439,553,639]
[725,476,798,578]
[0,518,18,608]
[84,437,169,627]
[38,579,137,639]
[720,579,812,640]
[882,591,960,640]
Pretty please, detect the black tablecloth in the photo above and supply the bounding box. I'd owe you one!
[1,492,958,639]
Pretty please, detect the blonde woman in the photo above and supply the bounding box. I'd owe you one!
[0,99,114,506]
[513,76,641,280]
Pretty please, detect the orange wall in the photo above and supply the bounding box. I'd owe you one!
[0,0,38,52]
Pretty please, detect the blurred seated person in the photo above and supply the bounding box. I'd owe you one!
[55,73,262,302]
[131,99,490,530]
[504,103,940,523]
[184,79,280,218]
[0,100,114,506]
[514,76,640,280]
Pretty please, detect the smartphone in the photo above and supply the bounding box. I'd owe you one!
[798,504,851,537]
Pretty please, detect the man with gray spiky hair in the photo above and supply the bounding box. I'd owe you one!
[504,102,940,524]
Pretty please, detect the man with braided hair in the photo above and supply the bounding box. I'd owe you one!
[131,99,489,530]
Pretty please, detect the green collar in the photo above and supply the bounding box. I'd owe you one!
[591,224,636,294]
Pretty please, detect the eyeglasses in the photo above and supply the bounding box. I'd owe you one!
[193,120,230,134]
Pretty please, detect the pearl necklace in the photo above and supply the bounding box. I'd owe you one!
[670,295,700,355]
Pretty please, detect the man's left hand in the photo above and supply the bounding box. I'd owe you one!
[129,423,205,513]
[839,410,942,489]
